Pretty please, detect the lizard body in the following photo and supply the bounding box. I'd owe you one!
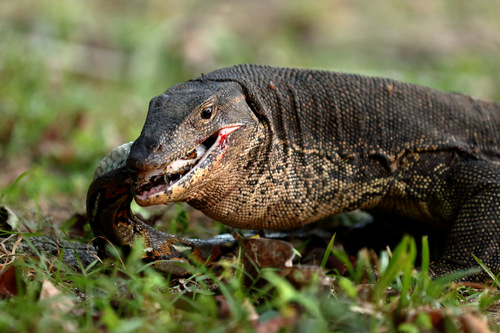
[89,64,500,280]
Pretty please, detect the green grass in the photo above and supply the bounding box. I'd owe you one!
[1,224,499,332]
[1,0,500,331]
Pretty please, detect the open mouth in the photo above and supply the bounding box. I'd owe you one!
[135,125,240,203]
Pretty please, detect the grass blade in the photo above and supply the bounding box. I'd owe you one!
[321,233,336,270]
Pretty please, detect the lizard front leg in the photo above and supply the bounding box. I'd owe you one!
[431,161,500,281]
[87,145,238,275]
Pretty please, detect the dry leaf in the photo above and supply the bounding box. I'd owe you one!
[254,310,297,333]
[40,279,74,314]
[406,307,445,329]
[237,235,296,286]
[0,265,19,298]
[215,295,231,319]
[0,206,19,231]
[243,299,259,326]
[287,266,333,289]
[39,280,77,331]
[215,295,258,325]
[240,236,295,271]
[460,312,491,333]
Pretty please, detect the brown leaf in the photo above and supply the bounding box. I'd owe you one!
[424,308,446,329]
[238,235,295,285]
[40,279,62,299]
[215,295,258,325]
[254,309,297,333]
[460,312,491,333]
[240,236,295,271]
[40,280,74,314]
[243,299,259,326]
[326,254,349,275]
[406,307,445,329]
[215,295,232,319]
[287,266,333,289]
[39,282,77,333]
[0,265,19,298]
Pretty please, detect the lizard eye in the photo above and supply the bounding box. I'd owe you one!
[201,106,213,119]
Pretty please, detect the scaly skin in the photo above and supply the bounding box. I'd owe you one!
[90,64,500,280]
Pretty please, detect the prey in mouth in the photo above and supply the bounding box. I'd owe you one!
[134,126,241,206]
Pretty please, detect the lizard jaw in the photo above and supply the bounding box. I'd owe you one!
[134,125,241,206]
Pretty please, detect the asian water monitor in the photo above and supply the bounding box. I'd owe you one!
[90,64,500,280]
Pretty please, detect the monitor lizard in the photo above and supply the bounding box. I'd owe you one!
[87,64,500,280]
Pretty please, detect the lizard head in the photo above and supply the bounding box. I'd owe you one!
[126,80,261,207]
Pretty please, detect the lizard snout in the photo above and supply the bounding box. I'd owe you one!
[126,138,158,171]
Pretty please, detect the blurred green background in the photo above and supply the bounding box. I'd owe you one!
[1,0,499,222]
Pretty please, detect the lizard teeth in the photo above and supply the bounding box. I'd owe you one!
[165,145,207,175]
[137,145,208,197]
[136,125,241,202]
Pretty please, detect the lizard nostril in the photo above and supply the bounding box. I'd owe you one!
[126,136,165,171]
[155,143,164,153]
[126,141,149,171]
